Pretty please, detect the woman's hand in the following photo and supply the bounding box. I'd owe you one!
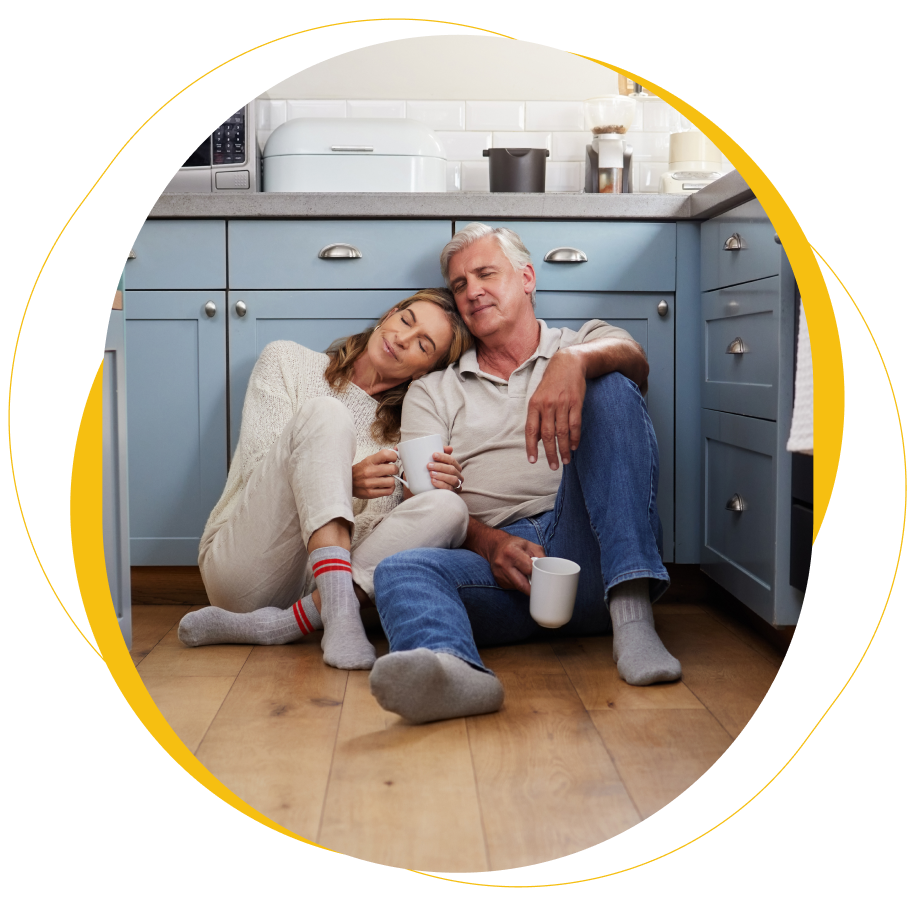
[428,446,463,493]
[352,449,399,499]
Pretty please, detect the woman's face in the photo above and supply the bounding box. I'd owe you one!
[365,301,456,383]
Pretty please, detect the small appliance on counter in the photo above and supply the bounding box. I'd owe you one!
[164,104,260,193]
[658,130,723,194]
[583,95,636,193]
[483,148,550,192]
[262,118,446,192]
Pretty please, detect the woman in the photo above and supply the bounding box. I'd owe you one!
[178,288,473,670]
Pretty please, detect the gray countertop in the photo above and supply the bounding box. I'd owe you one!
[148,169,752,221]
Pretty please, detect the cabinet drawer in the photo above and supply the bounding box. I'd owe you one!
[228,220,451,289]
[456,220,676,292]
[702,276,780,419]
[125,220,226,289]
[701,410,777,615]
[700,199,781,291]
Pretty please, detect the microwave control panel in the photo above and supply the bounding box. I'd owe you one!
[213,109,246,165]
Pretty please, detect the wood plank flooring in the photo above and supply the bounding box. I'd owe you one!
[129,567,783,872]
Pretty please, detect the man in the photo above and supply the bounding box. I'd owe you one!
[368,223,681,724]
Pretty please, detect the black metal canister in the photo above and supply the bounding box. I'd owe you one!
[483,148,550,192]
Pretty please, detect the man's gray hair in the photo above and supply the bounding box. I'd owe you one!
[440,222,536,306]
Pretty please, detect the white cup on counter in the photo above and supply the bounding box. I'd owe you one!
[528,556,580,628]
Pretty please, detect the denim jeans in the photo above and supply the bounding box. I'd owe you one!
[374,372,670,672]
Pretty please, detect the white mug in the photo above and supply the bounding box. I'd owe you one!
[529,556,580,628]
[391,434,444,495]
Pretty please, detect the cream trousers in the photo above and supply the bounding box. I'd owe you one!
[199,397,468,613]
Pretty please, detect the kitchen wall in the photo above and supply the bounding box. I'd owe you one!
[254,36,733,194]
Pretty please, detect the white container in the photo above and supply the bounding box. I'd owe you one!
[263,118,447,192]
[659,130,723,195]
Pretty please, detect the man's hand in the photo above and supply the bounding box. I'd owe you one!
[525,347,587,470]
[464,517,544,595]
[352,449,398,499]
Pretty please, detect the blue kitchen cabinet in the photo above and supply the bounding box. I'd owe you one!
[104,304,131,645]
[123,292,228,565]
[125,219,226,290]
[699,200,803,626]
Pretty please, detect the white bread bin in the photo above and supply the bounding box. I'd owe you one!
[263,118,446,192]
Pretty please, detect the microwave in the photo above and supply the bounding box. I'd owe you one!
[163,103,260,193]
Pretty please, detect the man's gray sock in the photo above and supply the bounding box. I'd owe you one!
[177,596,322,647]
[308,546,376,670]
[369,649,504,724]
[609,578,682,685]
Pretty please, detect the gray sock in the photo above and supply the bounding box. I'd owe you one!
[369,649,504,724]
[177,596,322,647]
[609,578,682,685]
[309,546,376,670]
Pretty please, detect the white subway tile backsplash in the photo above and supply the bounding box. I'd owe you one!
[545,162,583,192]
[446,161,462,192]
[461,161,490,191]
[551,132,593,162]
[406,100,465,130]
[466,100,525,131]
[257,99,287,132]
[632,160,669,194]
[639,98,681,133]
[525,101,585,132]
[628,132,671,162]
[287,99,346,119]
[492,132,551,152]
[437,131,492,161]
[347,99,406,118]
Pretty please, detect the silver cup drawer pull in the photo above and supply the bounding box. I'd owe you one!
[723,232,747,251]
[319,243,362,259]
[726,337,748,355]
[204,301,217,318]
[726,493,747,512]
[544,247,588,263]
[235,300,247,317]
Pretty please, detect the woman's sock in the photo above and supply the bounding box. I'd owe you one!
[308,546,377,670]
[177,596,322,647]
[609,578,682,685]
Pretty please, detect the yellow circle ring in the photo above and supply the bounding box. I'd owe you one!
[14,16,895,887]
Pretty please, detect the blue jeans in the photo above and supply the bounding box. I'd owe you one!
[374,372,670,672]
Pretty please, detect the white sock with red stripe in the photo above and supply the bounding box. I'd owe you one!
[177,595,322,647]
[308,546,376,670]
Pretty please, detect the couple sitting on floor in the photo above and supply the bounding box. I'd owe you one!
[178,222,681,724]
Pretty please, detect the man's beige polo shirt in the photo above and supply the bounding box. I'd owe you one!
[400,318,634,528]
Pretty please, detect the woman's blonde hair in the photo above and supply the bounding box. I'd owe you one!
[324,288,473,443]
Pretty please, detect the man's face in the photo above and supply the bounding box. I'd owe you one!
[446,236,536,343]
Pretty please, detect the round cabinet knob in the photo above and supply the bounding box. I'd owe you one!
[204,301,217,318]
[235,300,247,317]
[774,233,782,245]
[657,300,669,316]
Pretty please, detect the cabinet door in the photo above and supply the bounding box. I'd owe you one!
[228,291,409,452]
[536,292,674,562]
[124,292,228,565]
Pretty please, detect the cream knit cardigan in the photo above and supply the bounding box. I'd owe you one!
[201,340,402,551]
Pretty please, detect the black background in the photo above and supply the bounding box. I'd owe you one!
[12,19,911,896]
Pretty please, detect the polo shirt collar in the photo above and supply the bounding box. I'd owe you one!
[459,320,561,377]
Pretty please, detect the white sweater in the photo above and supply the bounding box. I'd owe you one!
[201,340,402,549]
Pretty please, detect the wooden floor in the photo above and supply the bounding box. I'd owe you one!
[130,566,786,873]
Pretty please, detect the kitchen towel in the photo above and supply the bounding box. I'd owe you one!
[787,300,813,455]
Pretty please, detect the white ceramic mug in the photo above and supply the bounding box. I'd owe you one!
[391,434,444,495]
[529,556,580,628]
